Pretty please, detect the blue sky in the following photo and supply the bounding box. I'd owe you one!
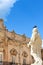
[0,0,43,39]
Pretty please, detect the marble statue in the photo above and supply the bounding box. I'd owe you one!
[28,26,42,65]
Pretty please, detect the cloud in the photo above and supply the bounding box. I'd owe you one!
[0,0,17,20]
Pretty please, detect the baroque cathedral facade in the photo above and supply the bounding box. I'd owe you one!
[0,19,42,65]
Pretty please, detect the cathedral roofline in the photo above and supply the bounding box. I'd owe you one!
[0,19,30,44]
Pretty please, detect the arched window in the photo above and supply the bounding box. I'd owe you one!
[0,54,2,62]
[0,52,3,65]
[12,55,15,64]
[22,51,28,65]
[23,59,26,65]
[10,48,17,64]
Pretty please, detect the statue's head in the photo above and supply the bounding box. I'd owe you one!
[32,25,38,33]
[33,25,37,28]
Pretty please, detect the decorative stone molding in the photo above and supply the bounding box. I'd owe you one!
[22,34,26,41]
[22,51,28,57]
[10,48,17,56]
[11,30,16,38]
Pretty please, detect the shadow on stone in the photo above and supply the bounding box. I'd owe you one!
[0,62,31,65]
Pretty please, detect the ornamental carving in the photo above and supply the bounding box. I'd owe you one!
[10,48,17,56]
[22,34,26,41]
[22,51,28,57]
[0,31,5,43]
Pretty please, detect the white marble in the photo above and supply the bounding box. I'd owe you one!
[29,27,42,65]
